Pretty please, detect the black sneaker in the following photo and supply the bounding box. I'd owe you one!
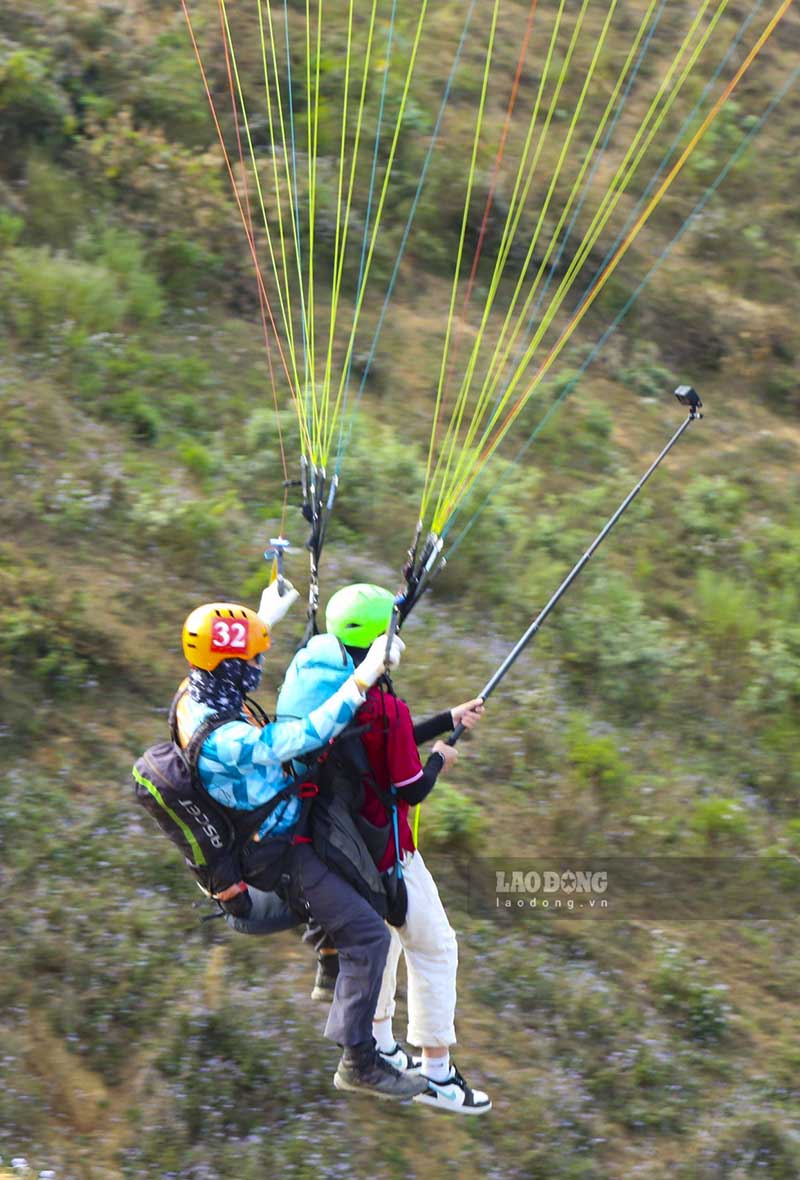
[414,1062,492,1115]
[310,953,339,1001]
[334,1040,428,1101]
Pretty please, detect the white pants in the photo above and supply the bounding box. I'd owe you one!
[374,850,458,1048]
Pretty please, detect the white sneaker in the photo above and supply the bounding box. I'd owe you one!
[378,1043,422,1074]
[414,1064,492,1115]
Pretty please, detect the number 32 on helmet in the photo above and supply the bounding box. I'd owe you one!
[182,603,270,671]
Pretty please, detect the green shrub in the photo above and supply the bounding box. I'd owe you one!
[129,29,219,148]
[678,474,746,543]
[684,101,745,185]
[694,568,761,656]
[65,334,216,438]
[106,388,163,443]
[152,230,226,302]
[0,548,116,705]
[763,365,800,414]
[0,208,23,250]
[710,1118,800,1179]
[0,247,127,345]
[331,416,427,559]
[516,388,614,473]
[744,517,800,594]
[77,226,165,325]
[557,571,673,715]
[760,846,800,891]
[1,234,163,353]
[75,113,252,307]
[688,797,751,849]
[433,464,547,612]
[22,155,86,247]
[128,488,246,573]
[581,397,613,445]
[618,340,674,397]
[177,439,216,478]
[652,946,730,1042]
[750,715,800,811]
[785,818,800,854]
[746,622,800,714]
[0,41,72,166]
[565,714,632,802]
[421,780,483,851]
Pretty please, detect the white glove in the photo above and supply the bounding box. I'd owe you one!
[258,579,299,629]
[353,633,405,691]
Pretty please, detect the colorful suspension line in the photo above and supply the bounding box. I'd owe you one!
[424,0,604,526]
[419,0,793,537]
[427,0,727,530]
[333,0,479,474]
[485,0,759,447]
[443,56,800,556]
[320,0,433,465]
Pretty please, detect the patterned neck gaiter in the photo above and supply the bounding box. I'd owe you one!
[188,656,263,715]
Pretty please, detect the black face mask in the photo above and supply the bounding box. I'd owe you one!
[344,644,369,667]
[188,655,263,714]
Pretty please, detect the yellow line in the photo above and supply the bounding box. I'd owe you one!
[434,0,724,525]
[439,0,795,526]
[419,0,503,527]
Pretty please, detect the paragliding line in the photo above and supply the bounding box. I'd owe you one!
[445,53,800,552]
[439,0,793,526]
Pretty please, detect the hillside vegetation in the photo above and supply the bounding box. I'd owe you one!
[1,2,799,1178]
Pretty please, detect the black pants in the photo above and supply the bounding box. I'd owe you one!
[288,843,389,1046]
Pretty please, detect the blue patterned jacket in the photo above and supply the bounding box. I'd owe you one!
[175,676,365,839]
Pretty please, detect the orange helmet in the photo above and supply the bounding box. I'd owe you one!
[182,603,270,672]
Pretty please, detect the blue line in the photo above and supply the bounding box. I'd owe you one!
[447,0,765,532]
[333,0,479,472]
[568,0,765,327]
[356,0,399,319]
[444,61,800,552]
[524,0,668,334]
[479,0,667,428]
[390,788,403,878]
[490,0,763,419]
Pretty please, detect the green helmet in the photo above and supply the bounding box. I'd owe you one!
[325,583,395,648]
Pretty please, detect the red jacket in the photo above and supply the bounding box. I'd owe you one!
[357,685,450,871]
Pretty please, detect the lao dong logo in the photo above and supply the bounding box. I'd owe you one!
[495,868,609,911]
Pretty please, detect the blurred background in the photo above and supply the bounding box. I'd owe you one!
[1,1,798,1177]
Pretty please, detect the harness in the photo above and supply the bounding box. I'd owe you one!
[169,689,313,851]
[132,689,319,914]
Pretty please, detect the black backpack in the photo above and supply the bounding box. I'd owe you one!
[131,692,306,906]
[308,725,408,927]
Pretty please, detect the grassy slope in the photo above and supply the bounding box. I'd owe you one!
[1,1,800,1177]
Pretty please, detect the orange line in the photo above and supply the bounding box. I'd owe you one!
[433,0,540,498]
[458,0,539,338]
[217,1,290,501]
[447,0,795,519]
[180,0,308,463]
